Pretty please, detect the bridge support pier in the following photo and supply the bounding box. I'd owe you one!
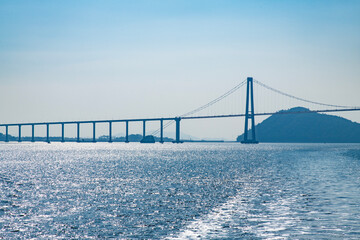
[160,119,164,143]
[5,125,9,142]
[92,122,96,143]
[18,125,22,142]
[241,77,258,144]
[143,121,146,139]
[46,124,50,143]
[61,123,65,143]
[125,121,129,143]
[173,117,182,143]
[109,122,112,143]
[77,123,80,143]
[31,124,35,142]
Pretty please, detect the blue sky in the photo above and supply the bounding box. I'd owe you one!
[0,0,359,140]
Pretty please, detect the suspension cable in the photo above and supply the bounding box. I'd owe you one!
[181,79,247,117]
[253,79,359,109]
[152,120,173,136]
[151,79,247,135]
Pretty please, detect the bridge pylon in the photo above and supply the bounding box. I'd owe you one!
[172,117,183,143]
[241,77,259,144]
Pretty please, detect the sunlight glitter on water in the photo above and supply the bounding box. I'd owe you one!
[1,142,360,239]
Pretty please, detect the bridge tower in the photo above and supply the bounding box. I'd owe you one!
[241,77,259,144]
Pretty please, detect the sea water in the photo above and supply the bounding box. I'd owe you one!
[0,143,359,239]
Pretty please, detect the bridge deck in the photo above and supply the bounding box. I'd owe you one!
[0,108,359,126]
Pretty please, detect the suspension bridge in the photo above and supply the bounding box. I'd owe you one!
[1,77,359,144]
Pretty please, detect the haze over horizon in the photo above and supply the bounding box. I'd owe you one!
[1,0,359,140]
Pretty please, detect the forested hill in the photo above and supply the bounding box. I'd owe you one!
[237,107,360,143]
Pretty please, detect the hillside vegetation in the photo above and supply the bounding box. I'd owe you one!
[237,107,360,143]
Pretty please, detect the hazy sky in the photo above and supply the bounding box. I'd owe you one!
[1,0,359,140]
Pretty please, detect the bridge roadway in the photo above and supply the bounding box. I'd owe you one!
[0,108,359,143]
[181,108,360,119]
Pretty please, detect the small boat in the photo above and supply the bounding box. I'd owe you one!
[140,135,156,143]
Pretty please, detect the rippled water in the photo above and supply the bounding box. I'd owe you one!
[0,143,359,239]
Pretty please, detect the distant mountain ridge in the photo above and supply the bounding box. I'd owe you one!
[237,107,360,143]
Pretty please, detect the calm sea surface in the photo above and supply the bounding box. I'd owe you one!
[0,143,359,239]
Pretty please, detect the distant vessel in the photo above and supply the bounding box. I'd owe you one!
[140,135,156,143]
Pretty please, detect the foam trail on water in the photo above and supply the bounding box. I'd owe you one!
[165,183,258,239]
[253,196,299,239]
[165,185,300,239]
